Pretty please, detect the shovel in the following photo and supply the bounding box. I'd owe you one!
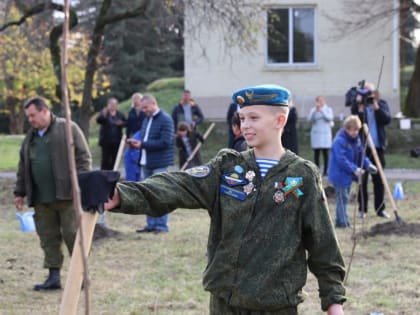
[362,124,404,224]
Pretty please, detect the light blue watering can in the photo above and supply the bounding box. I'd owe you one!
[16,211,36,232]
[393,182,404,200]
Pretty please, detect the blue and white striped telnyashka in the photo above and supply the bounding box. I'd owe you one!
[256,158,280,177]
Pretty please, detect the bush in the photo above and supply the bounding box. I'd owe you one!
[146,77,184,92]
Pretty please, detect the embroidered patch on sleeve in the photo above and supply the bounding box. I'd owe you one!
[185,165,211,178]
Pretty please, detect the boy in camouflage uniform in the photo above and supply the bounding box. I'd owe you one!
[105,85,346,314]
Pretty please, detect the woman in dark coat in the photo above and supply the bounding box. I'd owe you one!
[282,106,298,154]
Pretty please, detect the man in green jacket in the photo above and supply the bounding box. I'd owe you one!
[105,85,346,314]
[14,96,92,291]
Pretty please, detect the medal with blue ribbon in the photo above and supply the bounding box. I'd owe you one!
[282,177,304,199]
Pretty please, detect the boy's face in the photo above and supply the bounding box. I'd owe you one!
[177,129,187,136]
[238,106,286,149]
[345,126,360,138]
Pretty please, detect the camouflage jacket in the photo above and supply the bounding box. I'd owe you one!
[113,149,346,311]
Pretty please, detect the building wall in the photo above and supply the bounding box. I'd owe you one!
[184,0,400,120]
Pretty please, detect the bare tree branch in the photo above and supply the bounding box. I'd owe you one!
[0,1,61,31]
[322,0,398,41]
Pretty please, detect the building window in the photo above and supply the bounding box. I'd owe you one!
[267,7,315,65]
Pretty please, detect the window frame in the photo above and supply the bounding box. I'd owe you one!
[265,6,317,68]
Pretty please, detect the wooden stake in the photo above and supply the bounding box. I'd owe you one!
[60,135,126,315]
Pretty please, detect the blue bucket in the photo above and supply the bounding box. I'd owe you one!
[16,211,36,232]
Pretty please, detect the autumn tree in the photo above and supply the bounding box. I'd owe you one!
[0,3,55,133]
[0,0,261,136]
[0,1,110,133]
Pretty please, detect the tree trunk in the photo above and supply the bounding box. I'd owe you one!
[404,44,420,117]
[6,96,24,134]
[79,0,112,139]
[49,8,78,101]
[79,29,104,139]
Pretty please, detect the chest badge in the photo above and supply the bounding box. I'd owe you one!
[273,182,285,204]
[222,171,247,187]
[282,177,304,199]
[243,170,256,195]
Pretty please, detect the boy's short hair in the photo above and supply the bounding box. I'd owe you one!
[343,115,362,130]
[177,121,190,132]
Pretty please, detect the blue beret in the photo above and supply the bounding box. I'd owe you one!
[232,84,291,107]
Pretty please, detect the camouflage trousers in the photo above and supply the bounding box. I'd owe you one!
[209,295,298,315]
[33,200,77,269]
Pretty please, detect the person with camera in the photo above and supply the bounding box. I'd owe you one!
[350,82,391,218]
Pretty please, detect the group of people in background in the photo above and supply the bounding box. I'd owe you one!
[226,81,392,229]
[96,89,205,234]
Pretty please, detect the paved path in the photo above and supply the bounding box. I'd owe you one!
[2,169,420,181]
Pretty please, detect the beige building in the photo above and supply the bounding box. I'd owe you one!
[184,0,400,120]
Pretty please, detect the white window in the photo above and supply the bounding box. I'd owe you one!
[267,7,315,65]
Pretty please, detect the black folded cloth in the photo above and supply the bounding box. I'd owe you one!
[78,170,120,213]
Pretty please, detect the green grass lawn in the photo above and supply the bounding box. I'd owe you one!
[0,135,24,171]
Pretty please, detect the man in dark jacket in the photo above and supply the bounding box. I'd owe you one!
[126,92,146,138]
[14,96,92,291]
[127,94,175,233]
[97,97,126,170]
[351,82,391,218]
[171,90,204,130]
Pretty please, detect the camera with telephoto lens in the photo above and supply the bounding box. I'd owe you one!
[345,79,374,107]
[357,87,374,106]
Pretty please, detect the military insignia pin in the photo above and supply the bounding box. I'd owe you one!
[273,190,285,203]
[243,182,254,195]
[245,170,256,181]
[282,177,304,199]
[222,171,247,187]
[273,181,285,203]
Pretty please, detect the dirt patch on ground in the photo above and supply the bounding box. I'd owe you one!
[365,221,420,237]
[93,223,121,241]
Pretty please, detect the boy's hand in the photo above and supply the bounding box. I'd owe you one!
[327,304,344,315]
[104,189,120,210]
